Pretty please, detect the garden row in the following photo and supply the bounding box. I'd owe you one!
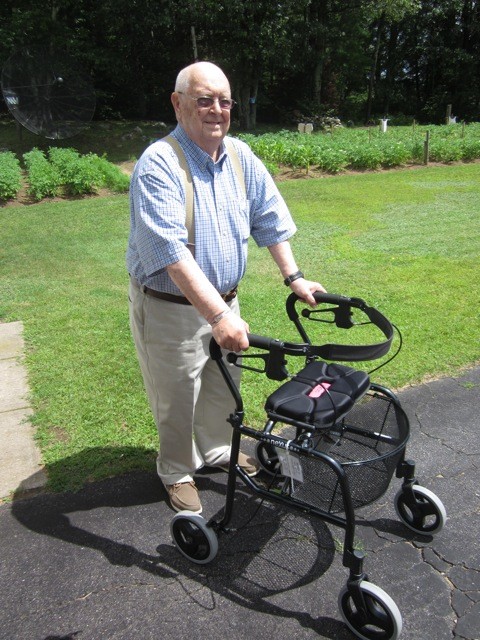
[1,124,479,203]
[0,148,130,202]
[238,123,480,174]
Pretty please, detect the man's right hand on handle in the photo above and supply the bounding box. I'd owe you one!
[211,310,249,353]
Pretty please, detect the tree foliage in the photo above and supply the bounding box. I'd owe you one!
[0,0,478,125]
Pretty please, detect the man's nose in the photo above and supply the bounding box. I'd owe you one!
[210,99,223,113]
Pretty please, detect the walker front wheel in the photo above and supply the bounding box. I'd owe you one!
[170,511,218,564]
[338,581,402,640]
[394,485,446,535]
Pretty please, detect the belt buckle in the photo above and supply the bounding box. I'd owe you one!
[224,287,237,302]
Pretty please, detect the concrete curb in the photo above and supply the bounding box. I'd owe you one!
[0,321,47,498]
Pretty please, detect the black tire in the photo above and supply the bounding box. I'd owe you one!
[338,581,402,640]
[394,485,446,535]
[255,441,281,476]
[170,511,218,564]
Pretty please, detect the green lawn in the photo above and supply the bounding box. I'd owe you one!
[1,164,479,492]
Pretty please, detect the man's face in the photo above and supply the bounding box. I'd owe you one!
[172,66,231,158]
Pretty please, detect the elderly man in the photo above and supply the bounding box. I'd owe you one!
[127,61,325,514]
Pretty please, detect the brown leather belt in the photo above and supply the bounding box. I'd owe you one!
[134,279,238,305]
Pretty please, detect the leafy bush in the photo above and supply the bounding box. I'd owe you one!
[346,142,383,170]
[48,147,102,195]
[23,148,61,200]
[87,154,130,192]
[461,138,480,161]
[428,138,463,163]
[380,141,411,167]
[4,146,129,203]
[315,146,348,173]
[0,151,22,201]
[47,148,130,195]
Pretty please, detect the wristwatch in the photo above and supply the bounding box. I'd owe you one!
[283,270,304,286]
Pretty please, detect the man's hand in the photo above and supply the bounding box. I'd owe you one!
[211,311,250,352]
[289,278,327,306]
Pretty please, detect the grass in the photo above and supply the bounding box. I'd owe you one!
[1,163,479,493]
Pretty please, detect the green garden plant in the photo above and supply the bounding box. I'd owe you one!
[87,154,131,193]
[23,148,61,200]
[48,147,101,195]
[0,151,22,201]
[238,123,480,173]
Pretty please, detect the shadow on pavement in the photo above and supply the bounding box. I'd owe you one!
[11,455,353,638]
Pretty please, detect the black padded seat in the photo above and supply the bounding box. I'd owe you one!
[264,360,370,429]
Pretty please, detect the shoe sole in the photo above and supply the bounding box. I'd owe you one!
[170,502,202,515]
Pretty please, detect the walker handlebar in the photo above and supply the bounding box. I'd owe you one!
[247,333,280,351]
[209,291,395,380]
[286,291,394,361]
[286,291,366,324]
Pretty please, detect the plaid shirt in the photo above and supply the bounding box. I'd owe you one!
[126,125,296,296]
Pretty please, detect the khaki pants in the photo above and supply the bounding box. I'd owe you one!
[128,280,241,486]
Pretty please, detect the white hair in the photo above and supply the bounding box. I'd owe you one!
[174,61,229,93]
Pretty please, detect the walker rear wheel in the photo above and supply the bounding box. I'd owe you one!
[255,441,281,475]
[338,581,402,640]
[394,485,446,535]
[170,511,218,564]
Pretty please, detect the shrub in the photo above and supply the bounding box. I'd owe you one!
[461,138,480,161]
[315,147,348,173]
[87,154,130,192]
[0,152,22,201]
[428,138,463,163]
[346,142,383,170]
[380,141,411,167]
[48,147,102,195]
[23,149,61,200]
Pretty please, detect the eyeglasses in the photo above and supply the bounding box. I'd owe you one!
[177,92,236,110]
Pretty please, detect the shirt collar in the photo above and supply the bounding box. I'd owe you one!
[173,125,228,170]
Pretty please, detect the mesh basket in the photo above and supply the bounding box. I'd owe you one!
[254,390,409,513]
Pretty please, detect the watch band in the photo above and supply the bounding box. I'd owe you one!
[284,270,304,286]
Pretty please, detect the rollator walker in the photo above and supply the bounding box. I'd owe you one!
[170,292,447,640]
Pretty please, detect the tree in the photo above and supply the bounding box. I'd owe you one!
[1,0,478,124]
[364,0,421,123]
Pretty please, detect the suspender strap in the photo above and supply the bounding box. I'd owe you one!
[224,137,246,196]
[163,135,195,248]
[162,135,246,250]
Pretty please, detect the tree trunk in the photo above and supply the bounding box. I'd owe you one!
[382,23,399,115]
[236,66,260,130]
[313,56,324,109]
[237,83,251,130]
[365,12,385,123]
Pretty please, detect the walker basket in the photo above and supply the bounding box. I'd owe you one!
[287,388,409,513]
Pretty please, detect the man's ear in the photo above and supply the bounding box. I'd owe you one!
[171,92,181,120]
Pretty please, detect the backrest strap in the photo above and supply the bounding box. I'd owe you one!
[163,135,246,251]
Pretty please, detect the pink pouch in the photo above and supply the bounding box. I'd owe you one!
[308,382,332,398]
